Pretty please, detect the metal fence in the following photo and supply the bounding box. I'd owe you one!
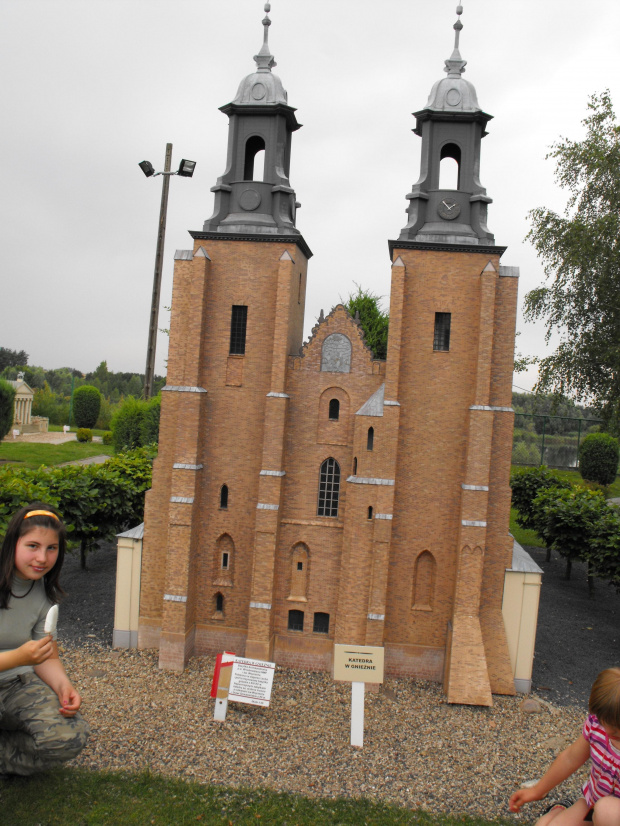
[512,413,603,468]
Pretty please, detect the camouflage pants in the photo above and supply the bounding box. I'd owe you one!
[0,672,89,775]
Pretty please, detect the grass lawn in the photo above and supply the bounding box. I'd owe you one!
[2,768,511,826]
[509,465,620,547]
[0,441,114,468]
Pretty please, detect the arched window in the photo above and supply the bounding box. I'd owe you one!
[367,426,374,451]
[313,612,329,634]
[244,135,266,181]
[412,551,436,610]
[288,609,304,632]
[367,506,373,520]
[215,592,224,612]
[289,543,309,601]
[214,534,234,586]
[317,457,340,517]
[352,456,357,475]
[220,484,229,509]
[328,399,340,420]
[439,142,461,189]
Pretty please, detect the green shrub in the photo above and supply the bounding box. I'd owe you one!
[76,428,92,443]
[73,385,102,429]
[0,379,16,441]
[111,395,161,452]
[579,432,620,486]
[102,431,113,445]
[510,466,572,534]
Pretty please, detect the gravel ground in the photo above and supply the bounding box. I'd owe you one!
[53,542,620,821]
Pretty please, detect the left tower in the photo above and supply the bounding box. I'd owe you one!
[138,4,312,669]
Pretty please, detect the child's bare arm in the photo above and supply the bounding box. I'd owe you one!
[509,735,590,812]
[34,641,82,717]
[0,636,54,672]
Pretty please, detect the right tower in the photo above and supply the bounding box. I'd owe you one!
[384,5,519,705]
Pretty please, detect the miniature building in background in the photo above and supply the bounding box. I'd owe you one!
[138,4,520,705]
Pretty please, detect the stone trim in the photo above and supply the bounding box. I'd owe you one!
[174,249,193,261]
[346,476,395,486]
[162,385,207,394]
[260,470,286,477]
[384,400,400,407]
[190,230,313,261]
[173,463,204,471]
[367,613,385,621]
[461,520,487,527]
[170,496,194,504]
[375,513,393,520]
[164,594,187,603]
[266,392,290,399]
[257,503,279,510]
[250,601,272,610]
[461,484,489,491]
[469,405,513,413]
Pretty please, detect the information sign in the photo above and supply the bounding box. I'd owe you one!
[228,657,275,708]
[333,644,384,684]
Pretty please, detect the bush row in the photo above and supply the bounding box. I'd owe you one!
[0,448,153,568]
[511,465,620,594]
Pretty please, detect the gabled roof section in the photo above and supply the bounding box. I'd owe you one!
[298,303,375,369]
[356,383,385,417]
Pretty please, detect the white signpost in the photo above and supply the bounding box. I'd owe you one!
[334,644,384,748]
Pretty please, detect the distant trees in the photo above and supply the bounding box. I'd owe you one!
[524,91,620,432]
[0,347,28,373]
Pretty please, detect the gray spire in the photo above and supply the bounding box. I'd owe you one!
[444,4,466,78]
[254,3,276,72]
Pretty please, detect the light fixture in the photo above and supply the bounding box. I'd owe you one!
[177,159,196,178]
[139,160,155,177]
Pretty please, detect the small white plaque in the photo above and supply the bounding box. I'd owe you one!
[228,657,275,708]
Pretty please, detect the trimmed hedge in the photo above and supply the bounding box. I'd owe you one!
[73,385,102,429]
[111,395,160,452]
[0,379,16,441]
[579,432,620,486]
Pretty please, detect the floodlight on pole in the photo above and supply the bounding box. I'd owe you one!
[140,144,196,399]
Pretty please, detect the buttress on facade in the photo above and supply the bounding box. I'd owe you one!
[138,4,522,706]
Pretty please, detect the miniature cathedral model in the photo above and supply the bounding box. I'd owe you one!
[139,4,520,706]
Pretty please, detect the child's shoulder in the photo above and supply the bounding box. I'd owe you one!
[583,712,605,741]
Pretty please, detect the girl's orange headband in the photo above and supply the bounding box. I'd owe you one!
[23,510,60,521]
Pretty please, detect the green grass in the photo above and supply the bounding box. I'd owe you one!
[1,768,510,826]
[48,425,110,437]
[0,441,113,468]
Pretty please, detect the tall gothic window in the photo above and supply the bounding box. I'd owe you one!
[244,135,266,181]
[317,457,340,517]
[229,305,248,354]
[433,312,451,352]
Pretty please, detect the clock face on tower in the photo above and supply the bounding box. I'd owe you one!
[438,197,461,220]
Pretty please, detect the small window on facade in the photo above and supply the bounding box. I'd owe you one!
[215,592,224,612]
[367,426,374,451]
[297,561,303,571]
[229,305,248,355]
[288,609,304,632]
[433,312,451,352]
[353,456,357,475]
[328,399,340,420]
[368,506,373,520]
[313,612,329,634]
[220,484,229,509]
[222,552,229,569]
[317,457,341,517]
[298,273,302,304]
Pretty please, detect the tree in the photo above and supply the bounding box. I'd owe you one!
[579,432,619,487]
[342,285,389,360]
[0,348,28,372]
[524,91,620,431]
[73,385,102,429]
[0,380,16,440]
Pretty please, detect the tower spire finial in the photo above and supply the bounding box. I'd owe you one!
[444,3,466,78]
[254,2,276,72]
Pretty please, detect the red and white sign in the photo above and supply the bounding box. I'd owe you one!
[228,657,275,708]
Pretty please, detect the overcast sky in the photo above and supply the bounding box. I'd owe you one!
[1,0,619,393]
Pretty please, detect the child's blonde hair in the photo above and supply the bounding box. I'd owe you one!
[589,668,620,728]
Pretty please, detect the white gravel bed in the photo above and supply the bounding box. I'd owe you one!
[61,644,590,822]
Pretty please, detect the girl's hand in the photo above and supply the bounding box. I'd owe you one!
[18,635,54,666]
[58,684,82,717]
[509,787,541,813]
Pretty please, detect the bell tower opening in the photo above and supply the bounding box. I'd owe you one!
[439,143,461,189]
[244,136,266,181]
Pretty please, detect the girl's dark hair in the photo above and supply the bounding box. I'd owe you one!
[0,502,67,609]
[589,668,620,729]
